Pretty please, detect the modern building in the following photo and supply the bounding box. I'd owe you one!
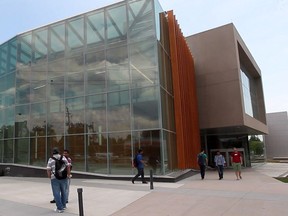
[0,0,267,178]
[186,23,268,167]
[264,112,288,160]
[0,0,200,177]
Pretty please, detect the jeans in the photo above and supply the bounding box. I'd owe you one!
[51,178,68,210]
[199,164,206,179]
[216,165,224,178]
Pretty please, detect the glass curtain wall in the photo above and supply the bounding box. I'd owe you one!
[0,0,177,175]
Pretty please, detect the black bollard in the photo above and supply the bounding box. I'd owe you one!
[150,169,154,190]
[77,188,84,216]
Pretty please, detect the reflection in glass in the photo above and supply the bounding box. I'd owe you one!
[87,133,107,174]
[65,97,85,134]
[108,91,130,132]
[108,132,131,175]
[15,138,29,165]
[48,100,65,136]
[86,94,107,133]
[30,135,46,166]
[132,87,159,129]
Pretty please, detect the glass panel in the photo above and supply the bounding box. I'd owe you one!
[130,39,158,88]
[16,68,31,104]
[48,100,65,136]
[66,134,85,172]
[132,130,162,175]
[65,72,84,97]
[87,133,107,174]
[48,58,66,78]
[107,46,129,91]
[14,138,29,165]
[0,72,15,107]
[85,51,105,70]
[49,76,64,100]
[86,94,107,133]
[108,132,131,175]
[68,17,84,50]
[128,0,154,42]
[3,139,13,163]
[0,139,3,162]
[163,131,177,173]
[66,54,84,74]
[132,87,160,129]
[50,23,65,57]
[65,97,85,134]
[86,69,106,94]
[30,102,47,136]
[0,43,8,75]
[4,107,15,139]
[106,4,127,41]
[34,28,48,62]
[241,69,253,117]
[18,33,32,65]
[15,105,30,138]
[9,39,17,72]
[86,11,105,48]
[30,135,46,166]
[31,80,47,102]
[108,90,130,132]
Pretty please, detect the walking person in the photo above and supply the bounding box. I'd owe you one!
[63,149,72,203]
[132,149,147,184]
[230,147,243,180]
[197,149,208,180]
[47,148,71,213]
[214,151,226,180]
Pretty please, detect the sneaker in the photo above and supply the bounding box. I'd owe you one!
[132,180,134,184]
[50,199,56,203]
[54,209,64,213]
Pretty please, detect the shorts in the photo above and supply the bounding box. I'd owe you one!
[232,163,241,171]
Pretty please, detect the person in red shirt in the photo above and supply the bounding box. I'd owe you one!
[230,147,243,180]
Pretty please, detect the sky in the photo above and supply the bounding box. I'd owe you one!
[0,0,287,114]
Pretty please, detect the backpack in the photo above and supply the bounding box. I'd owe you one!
[133,155,138,168]
[52,156,68,180]
[198,153,205,165]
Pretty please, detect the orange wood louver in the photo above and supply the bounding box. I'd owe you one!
[167,10,201,169]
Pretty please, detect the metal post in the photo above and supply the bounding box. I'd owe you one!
[150,169,154,190]
[77,188,84,216]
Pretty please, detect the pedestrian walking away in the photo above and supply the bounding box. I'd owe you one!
[230,147,243,180]
[132,149,148,184]
[47,147,71,213]
[214,151,226,180]
[197,149,208,180]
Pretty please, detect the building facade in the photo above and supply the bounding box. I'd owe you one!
[0,0,200,176]
[186,24,268,166]
[264,112,288,159]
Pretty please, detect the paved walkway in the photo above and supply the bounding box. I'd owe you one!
[1,163,288,216]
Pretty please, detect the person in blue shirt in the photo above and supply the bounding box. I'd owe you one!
[214,151,226,180]
[132,149,147,184]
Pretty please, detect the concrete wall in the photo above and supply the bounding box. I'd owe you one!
[186,23,267,135]
[265,112,288,159]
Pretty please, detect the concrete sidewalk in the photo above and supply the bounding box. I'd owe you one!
[1,163,288,216]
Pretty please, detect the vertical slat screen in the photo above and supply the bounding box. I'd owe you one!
[167,11,201,169]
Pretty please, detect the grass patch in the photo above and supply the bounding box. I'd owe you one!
[274,177,288,183]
